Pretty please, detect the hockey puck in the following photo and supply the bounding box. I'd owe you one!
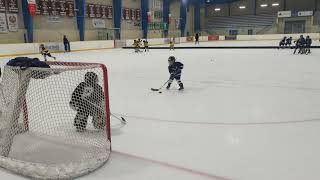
[158,91,162,94]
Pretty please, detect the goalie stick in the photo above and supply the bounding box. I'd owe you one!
[71,97,127,125]
[111,113,127,124]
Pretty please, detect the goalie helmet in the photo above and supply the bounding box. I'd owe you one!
[168,56,176,65]
[85,72,98,84]
[168,56,176,62]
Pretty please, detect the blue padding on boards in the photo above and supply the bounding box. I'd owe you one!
[21,0,33,43]
[180,2,187,37]
[113,0,122,39]
[141,0,149,38]
[163,0,170,37]
[194,1,200,33]
[75,0,85,41]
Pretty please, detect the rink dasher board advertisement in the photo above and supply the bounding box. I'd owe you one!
[0,13,8,33]
[0,0,5,12]
[6,13,17,32]
[0,13,18,32]
[0,0,19,13]
[92,19,106,29]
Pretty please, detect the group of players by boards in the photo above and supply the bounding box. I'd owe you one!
[279,35,313,55]
[132,33,201,52]
[132,38,177,52]
[132,39,149,53]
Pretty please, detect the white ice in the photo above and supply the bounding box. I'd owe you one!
[1,40,320,180]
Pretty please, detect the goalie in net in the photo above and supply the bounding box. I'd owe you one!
[0,57,111,179]
[70,72,106,132]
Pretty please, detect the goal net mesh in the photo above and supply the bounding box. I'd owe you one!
[0,62,111,179]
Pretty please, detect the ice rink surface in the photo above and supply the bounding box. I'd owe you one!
[1,40,320,180]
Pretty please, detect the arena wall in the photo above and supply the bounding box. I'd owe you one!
[168,0,181,38]
[1,33,319,57]
[121,0,142,39]
[187,5,195,35]
[0,0,25,43]
[85,0,113,41]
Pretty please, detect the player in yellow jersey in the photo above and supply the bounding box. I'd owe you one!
[133,40,142,53]
[143,39,149,52]
[169,40,174,50]
[40,44,56,61]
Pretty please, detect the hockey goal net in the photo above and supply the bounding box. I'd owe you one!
[0,61,111,179]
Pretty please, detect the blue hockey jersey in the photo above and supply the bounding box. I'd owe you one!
[168,62,184,76]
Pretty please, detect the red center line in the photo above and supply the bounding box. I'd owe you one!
[113,151,232,180]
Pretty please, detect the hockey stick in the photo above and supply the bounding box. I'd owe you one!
[151,79,170,91]
[111,113,127,124]
[71,98,127,124]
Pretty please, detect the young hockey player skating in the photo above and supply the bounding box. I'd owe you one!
[133,40,142,53]
[293,35,306,54]
[285,37,293,46]
[167,56,184,90]
[143,39,149,52]
[70,72,106,132]
[305,36,312,54]
[195,33,200,45]
[40,44,56,61]
[169,40,175,50]
[279,37,286,48]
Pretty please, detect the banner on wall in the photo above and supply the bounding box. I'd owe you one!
[92,18,105,28]
[147,11,154,22]
[47,15,61,23]
[0,13,8,33]
[8,0,19,13]
[95,4,101,18]
[7,13,18,31]
[130,9,136,20]
[277,11,291,18]
[66,1,74,17]
[27,0,36,16]
[58,0,66,16]
[298,11,313,17]
[107,6,112,19]
[101,5,107,19]
[136,9,141,21]
[35,0,41,15]
[150,0,162,10]
[87,4,95,18]
[47,0,56,15]
[125,8,130,20]
[41,0,49,15]
[0,0,6,12]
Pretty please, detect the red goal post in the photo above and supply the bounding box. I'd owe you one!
[0,61,111,179]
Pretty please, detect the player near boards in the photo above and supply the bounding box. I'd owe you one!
[143,39,149,52]
[195,33,200,45]
[133,39,142,53]
[293,35,306,54]
[63,35,71,52]
[69,72,106,132]
[40,44,56,61]
[278,36,286,48]
[285,37,293,46]
[305,36,312,54]
[167,56,184,90]
[169,40,175,50]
